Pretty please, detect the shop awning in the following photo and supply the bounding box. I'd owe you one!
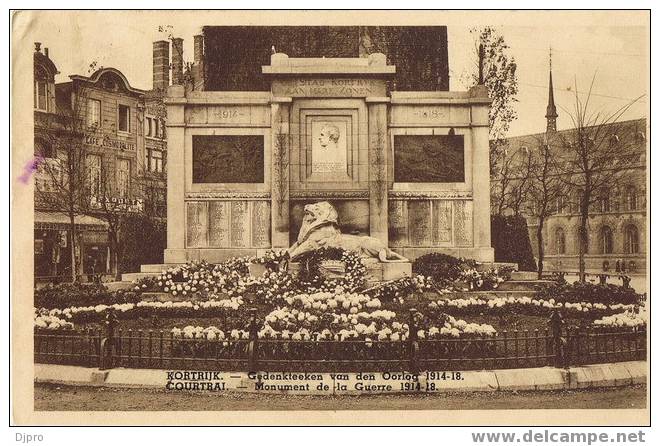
[34,211,108,230]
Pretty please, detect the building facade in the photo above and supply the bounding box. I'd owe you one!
[493,68,647,273]
[33,41,169,281]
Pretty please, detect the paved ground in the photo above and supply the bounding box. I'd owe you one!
[34,383,646,411]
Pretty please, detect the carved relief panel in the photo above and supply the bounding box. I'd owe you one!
[289,99,368,191]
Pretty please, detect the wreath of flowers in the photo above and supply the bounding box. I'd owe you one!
[250,249,289,270]
[294,247,368,293]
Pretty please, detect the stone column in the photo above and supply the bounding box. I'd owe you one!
[469,86,494,261]
[164,85,186,263]
[367,98,389,244]
[270,98,292,248]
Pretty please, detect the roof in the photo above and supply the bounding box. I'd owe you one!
[502,118,647,149]
[69,67,146,96]
[34,51,59,80]
[34,211,108,229]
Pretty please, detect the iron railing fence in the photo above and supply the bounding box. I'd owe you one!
[34,310,646,373]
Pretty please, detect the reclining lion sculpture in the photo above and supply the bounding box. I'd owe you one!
[287,201,409,263]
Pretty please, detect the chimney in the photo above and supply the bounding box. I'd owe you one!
[44,47,49,58]
[34,42,41,53]
[152,40,170,91]
[193,34,203,65]
[192,34,205,91]
[171,37,184,85]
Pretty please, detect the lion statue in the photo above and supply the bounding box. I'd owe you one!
[287,201,409,263]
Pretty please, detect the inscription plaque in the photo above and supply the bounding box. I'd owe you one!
[186,202,208,248]
[251,201,271,248]
[273,78,384,98]
[388,200,408,247]
[408,200,432,246]
[208,201,230,247]
[432,200,453,244]
[454,200,473,246]
[230,201,250,247]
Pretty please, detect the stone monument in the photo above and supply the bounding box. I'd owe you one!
[162,52,494,265]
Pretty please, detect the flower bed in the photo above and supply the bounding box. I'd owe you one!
[428,295,638,319]
[593,301,647,328]
[34,250,645,340]
[34,296,245,327]
[536,282,640,306]
[412,252,513,290]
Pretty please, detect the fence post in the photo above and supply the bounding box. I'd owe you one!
[548,309,565,368]
[621,275,632,289]
[555,271,567,285]
[408,308,419,374]
[247,308,259,372]
[100,309,118,370]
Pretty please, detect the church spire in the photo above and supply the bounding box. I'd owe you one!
[545,47,558,133]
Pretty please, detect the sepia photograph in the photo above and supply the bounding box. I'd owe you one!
[10,9,650,427]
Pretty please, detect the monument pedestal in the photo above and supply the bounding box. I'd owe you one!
[285,259,412,284]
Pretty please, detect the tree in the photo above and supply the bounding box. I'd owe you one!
[34,85,94,282]
[526,133,566,279]
[490,143,533,216]
[490,144,514,216]
[557,76,643,281]
[469,27,518,174]
[507,147,533,216]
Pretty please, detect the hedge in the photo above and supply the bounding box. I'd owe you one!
[491,215,536,271]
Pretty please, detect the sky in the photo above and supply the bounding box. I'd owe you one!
[15,10,648,137]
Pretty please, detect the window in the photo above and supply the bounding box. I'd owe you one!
[574,189,584,213]
[600,226,613,254]
[87,99,101,128]
[35,138,53,158]
[624,225,640,254]
[145,117,152,137]
[117,159,130,198]
[145,116,159,138]
[555,228,566,255]
[625,186,637,211]
[146,148,163,173]
[118,104,130,133]
[34,80,47,111]
[598,188,611,213]
[557,195,566,214]
[86,154,102,196]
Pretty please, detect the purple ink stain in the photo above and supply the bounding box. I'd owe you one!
[18,156,43,184]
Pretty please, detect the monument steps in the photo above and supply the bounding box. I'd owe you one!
[496,280,556,292]
[121,272,159,282]
[140,263,181,273]
[510,271,542,281]
[108,289,540,304]
[426,290,538,300]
